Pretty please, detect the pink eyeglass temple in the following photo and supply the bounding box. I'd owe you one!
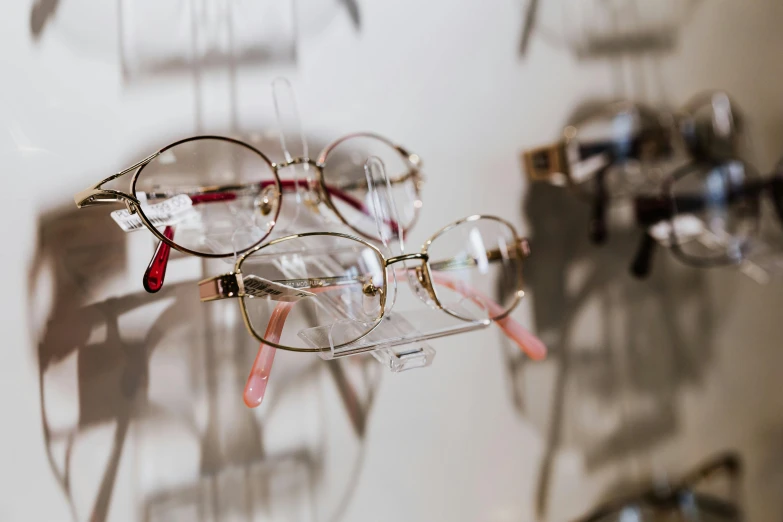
[243,273,547,408]
[143,179,400,293]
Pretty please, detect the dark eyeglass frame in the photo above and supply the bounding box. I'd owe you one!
[630,158,783,278]
[522,102,674,245]
[575,452,742,522]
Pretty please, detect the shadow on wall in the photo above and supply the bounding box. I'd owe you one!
[502,168,724,518]
[517,0,703,59]
[30,0,59,38]
[27,203,379,522]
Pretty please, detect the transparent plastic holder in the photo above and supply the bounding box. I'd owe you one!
[222,81,497,372]
[302,156,490,367]
[233,156,491,371]
[299,293,493,369]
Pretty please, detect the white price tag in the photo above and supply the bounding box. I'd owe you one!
[243,275,316,302]
[110,194,196,232]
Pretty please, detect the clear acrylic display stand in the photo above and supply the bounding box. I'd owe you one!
[223,79,492,372]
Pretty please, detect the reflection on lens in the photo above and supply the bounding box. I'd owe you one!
[320,134,420,241]
[670,160,760,265]
[134,137,280,256]
[425,217,522,321]
[240,234,386,350]
[681,91,743,162]
[566,103,671,199]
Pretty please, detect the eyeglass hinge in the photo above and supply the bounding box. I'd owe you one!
[519,238,532,258]
[199,273,242,302]
[522,143,568,182]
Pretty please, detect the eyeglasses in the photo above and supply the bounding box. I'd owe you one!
[198,215,547,360]
[523,101,674,243]
[575,452,741,522]
[678,91,745,164]
[522,92,744,245]
[631,157,783,277]
[74,133,424,292]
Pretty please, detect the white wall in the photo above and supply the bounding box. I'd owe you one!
[3,1,783,521]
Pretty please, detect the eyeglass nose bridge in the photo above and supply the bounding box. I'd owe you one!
[384,252,428,267]
[384,252,440,308]
[274,156,320,170]
[274,156,324,208]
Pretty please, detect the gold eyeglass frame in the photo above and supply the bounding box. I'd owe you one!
[74,133,424,259]
[198,214,530,353]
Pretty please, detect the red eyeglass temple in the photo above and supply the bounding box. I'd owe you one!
[143,179,403,293]
[143,192,236,293]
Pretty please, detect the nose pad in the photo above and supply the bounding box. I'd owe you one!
[406,263,437,308]
[254,185,280,217]
[361,281,383,318]
[302,186,323,215]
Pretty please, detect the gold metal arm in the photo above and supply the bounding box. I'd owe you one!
[199,272,371,302]
[428,238,531,271]
[200,237,531,303]
[334,169,423,192]
[143,182,271,202]
[74,153,158,208]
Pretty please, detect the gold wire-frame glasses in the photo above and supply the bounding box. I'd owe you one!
[197,215,539,355]
[73,133,424,292]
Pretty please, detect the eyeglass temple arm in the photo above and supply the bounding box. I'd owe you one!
[234,270,545,406]
[140,175,393,294]
[589,166,609,244]
[254,280,545,362]
[243,285,339,408]
[334,168,422,192]
[145,177,403,234]
[575,452,742,522]
[199,237,532,302]
[74,153,158,208]
[242,302,294,408]
[631,178,771,278]
[144,226,174,293]
[141,193,239,294]
[523,137,651,183]
[427,237,531,272]
[680,452,742,486]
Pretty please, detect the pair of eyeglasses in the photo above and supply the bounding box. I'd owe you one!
[74,133,424,292]
[523,101,674,243]
[575,452,742,522]
[522,92,743,244]
[198,215,547,360]
[630,157,783,277]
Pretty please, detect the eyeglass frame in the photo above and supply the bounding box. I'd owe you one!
[522,102,675,245]
[575,452,742,522]
[74,133,425,260]
[198,214,531,353]
[630,157,783,278]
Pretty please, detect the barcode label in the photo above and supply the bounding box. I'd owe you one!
[110,194,196,232]
[243,275,316,302]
